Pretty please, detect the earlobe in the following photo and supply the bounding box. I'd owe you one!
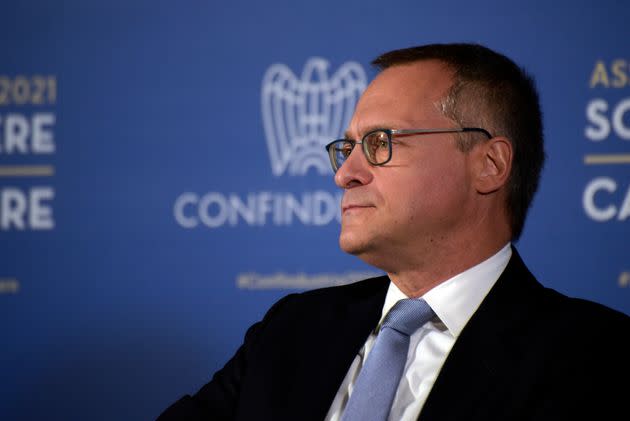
[474,137,513,194]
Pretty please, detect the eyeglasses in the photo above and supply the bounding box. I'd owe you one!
[325,127,492,172]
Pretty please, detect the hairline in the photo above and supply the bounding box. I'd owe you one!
[375,58,494,152]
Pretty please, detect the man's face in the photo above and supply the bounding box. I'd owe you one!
[335,60,479,270]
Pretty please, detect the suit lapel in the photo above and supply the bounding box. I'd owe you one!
[419,249,545,421]
[289,276,390,420]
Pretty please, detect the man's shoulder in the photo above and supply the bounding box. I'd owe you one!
[503,248,628,323]
[295,274,390,302]
[507,256,630,349]
[542,286,630,328]
[259,275,390,328]
[472,249,629,351]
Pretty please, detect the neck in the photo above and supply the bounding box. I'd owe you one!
[383,222,511,297]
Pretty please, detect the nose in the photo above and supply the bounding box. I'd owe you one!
[334,145,373,189]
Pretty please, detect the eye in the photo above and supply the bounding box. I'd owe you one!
[377,134,389,148]
[366,130,389,147]
[337,141,354,158]
[363,130,390,160]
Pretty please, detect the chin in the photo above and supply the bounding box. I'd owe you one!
[338,229,394,272]
[339,232,359,255]
[339,231,371,256]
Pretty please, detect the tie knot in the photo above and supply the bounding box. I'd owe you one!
[381,298,434,336]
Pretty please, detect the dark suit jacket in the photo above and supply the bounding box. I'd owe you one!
[157,250,630,420]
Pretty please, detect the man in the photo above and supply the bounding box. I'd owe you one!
[157,43,629,420]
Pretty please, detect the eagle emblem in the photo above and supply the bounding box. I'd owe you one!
[261,58,367,176]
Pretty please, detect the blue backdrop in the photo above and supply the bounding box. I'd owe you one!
[1,1,628,420]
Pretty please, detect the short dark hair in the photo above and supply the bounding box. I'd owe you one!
[372,43,545,240]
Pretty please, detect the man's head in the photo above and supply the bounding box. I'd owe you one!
[331,43,544,274]
[371,43,545,240]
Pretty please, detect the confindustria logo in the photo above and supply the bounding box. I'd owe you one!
[173,58,363,229]
[261,58,367,176]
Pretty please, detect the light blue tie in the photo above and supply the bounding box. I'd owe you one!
[341,298,435,421]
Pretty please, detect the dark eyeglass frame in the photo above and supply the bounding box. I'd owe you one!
[324,127,493,172]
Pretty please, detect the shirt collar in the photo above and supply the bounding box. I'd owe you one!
[380,243,512,337]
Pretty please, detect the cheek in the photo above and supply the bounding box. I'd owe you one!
[386,161,470,219]
[379,177,426,223]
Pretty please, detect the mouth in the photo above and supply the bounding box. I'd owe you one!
[342,204,374,214]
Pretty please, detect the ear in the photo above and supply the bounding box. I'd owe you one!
[473,136,513,194]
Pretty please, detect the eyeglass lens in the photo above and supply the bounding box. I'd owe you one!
[331,130,391,170]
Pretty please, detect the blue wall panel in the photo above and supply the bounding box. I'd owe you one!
[1,1,628,419]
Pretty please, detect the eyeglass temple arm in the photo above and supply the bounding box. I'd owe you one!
[393,128,492,138]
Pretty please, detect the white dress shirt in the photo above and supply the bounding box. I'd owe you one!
[325,244,512,421]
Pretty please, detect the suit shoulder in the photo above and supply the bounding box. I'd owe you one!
[532,287,630,351]
[289,275,390,303]
[541,286,629,325]
[260,275,389,326]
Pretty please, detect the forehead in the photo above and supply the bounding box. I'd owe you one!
[350,60,455,132]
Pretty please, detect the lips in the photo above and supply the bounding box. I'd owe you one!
[341,204,374,213]
[341,192,375,214]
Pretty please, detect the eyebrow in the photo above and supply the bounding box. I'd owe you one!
[343,123,401,139]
